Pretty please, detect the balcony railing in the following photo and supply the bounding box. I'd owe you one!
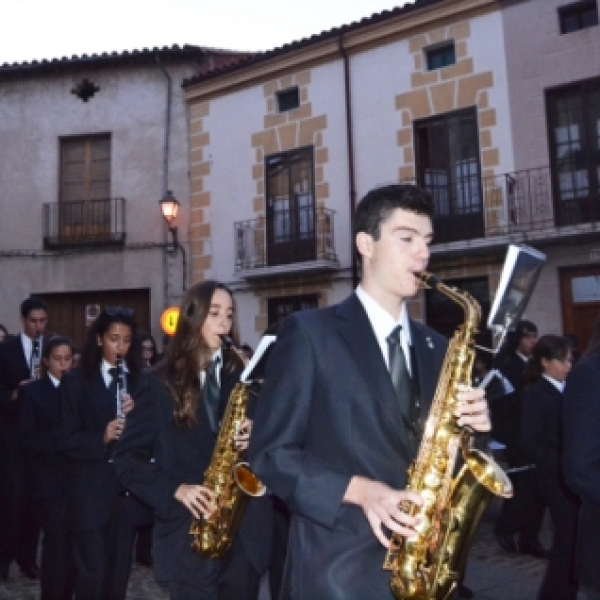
[235,206,338,275]
[432,166,600,244]
[43,198,126,249]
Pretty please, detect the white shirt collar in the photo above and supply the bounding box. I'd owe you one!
[543,373,565,393]
[101,359,128,388]
[516,351,529,363]
[48,373,60,388]
[20,332,43,366]
[200,348,223,386]
[355,286,412,372]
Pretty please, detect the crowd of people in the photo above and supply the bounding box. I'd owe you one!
[0,183,599,600]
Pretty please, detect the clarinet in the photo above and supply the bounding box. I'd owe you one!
[30,337,41,379]
[115,355,127,420]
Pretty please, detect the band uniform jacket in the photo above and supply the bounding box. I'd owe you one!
[18,374,70,526]
[248,293,447,600]
[0,335,33,446]
[56,367,147,532]
[563,352,600,590]
[112,356,273,588]
[521,377,566,478]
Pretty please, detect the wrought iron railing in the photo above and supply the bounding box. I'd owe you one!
[431,166,600,243]
[235,206,337,271]
[43,198,126,248]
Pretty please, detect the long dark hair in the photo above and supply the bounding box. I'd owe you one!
[523,334,570,388]
[156,280,243,428]
[139,331,158,367]
[81,309,142,383]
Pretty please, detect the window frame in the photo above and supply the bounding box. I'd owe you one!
[276,87,300,113]
[558,0,598,34]
[425,41,456,71]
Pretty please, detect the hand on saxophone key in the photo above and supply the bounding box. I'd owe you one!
[344,476,423,548]
[454,385,491,432]
[175,484,217,520]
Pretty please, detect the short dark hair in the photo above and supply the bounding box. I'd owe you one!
[524,334,570,387]
[354,184,434,241]
[20,296,48,319]
[42,335,74,361]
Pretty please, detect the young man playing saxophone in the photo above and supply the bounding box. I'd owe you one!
[249,184,491,600]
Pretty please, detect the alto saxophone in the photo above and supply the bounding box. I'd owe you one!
[189,336,266,559]
[383,272,513,600]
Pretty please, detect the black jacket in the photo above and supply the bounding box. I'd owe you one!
[113,359,272,587]
[56,367,146,531]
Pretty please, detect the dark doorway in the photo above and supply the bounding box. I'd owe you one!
[36,288,150,349]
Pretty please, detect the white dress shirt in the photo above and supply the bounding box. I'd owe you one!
[355,286,412,375]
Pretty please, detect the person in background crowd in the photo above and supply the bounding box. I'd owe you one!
[56,307,143,599]
[134,330,159,568]
[521,335,578,600]
[0,324,8,343]
[563,312,600,600]
[0,295,49,581]
[114,281,272,600]
[491,319,549,559]
[139,331,159,369]
[18,335,76,599]
[70,348,82,370]
[248,184,489,600]
[472,351,492,387]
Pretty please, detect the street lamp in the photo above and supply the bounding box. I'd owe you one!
[159,190,187,290]
[159,190,180,244]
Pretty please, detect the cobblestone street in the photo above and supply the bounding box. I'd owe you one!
[0,498,572,599]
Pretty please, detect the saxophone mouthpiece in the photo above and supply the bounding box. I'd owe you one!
[220,335,235,348]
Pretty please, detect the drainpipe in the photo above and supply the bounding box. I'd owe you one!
[156,56,173,308]
[338,34,359,289]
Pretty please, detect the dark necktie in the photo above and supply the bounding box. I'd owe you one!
[386,325,412,418]
[108,367,119,405]
[204,357,221,433]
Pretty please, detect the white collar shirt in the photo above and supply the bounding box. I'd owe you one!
[200,348,223,387]
[101,359,129,389]
[20,332,43,368]
[355,286,412,375]
[543,373,565,394]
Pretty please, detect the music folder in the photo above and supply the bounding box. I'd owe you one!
[240,335,277,383]
[487,244,546,335]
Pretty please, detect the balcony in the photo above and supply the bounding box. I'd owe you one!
[431,166,600,255]
[43,198,126,249]
[235,206,339,279]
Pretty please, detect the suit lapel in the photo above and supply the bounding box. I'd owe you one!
[334,295,409,445]
[410,321,443,413]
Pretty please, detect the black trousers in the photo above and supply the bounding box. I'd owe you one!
[72,496,136,600]
[0,445,41,569]
[168,533,261,600]
[536,472,579,600]
[495,466,546,546]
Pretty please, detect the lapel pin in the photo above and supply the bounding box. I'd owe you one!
[426,337,434,349]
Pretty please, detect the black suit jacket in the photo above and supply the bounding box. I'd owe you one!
[18,374,71,525]
[56,367,145,532]
[113,357,272,587]
[521,377,564,478]
[563,353,600,590]
[248,294,447,600]
[490,352,529,464]
[0,335,32,445]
